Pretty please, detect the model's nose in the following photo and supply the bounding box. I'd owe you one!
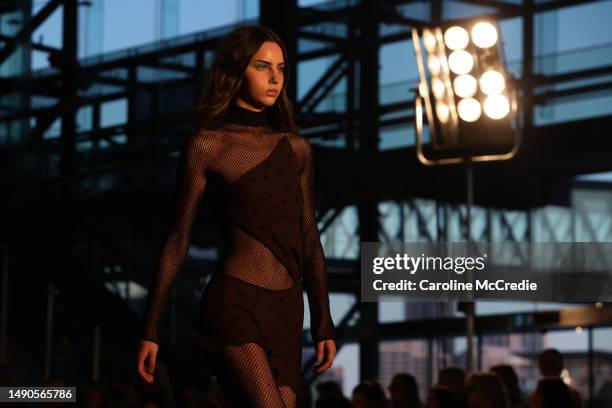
[270,71,280,84]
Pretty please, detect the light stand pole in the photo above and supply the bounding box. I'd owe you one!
[465,164,475,373]
[412,20,522,375]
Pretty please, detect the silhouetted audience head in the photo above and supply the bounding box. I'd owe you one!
[389,373,422,408]
[352,379,388,408]
[538,349,564,377]
[465,372,510,408]
[316,380,351,408]
[426,385,456,408]
[318,380,346,399]
[438,367,466,407]
[529,378,575,408]
[490,365,524,407]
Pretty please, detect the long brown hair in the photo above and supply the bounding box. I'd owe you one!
[192,25,298,133]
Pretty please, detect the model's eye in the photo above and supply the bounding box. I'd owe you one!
[256,64,267,70]
[278,66,286,73]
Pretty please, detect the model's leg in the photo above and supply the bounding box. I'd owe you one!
[220,342,285,408]
[279,386,297,408]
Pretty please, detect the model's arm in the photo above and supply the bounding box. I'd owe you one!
[298,137,336,343]
[141,131,212,344]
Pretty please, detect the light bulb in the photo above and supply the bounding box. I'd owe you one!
[471,21,497,48]
[423,29,437,52]
[436,103,449,123]
[432,78,445,99]
[444,26,469,51]
[448,50,473,75]
[428,55,441,75]
[479,70,505,95]
[483,94,509,119]
[453,74,477,98]
[418,82,428,98]
[457,98,481,122]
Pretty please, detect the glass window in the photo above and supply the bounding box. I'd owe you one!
[592,327,612,407]
[480,331,543,398]
[101,98,127,128]
[303,293,356,334]
[476,301,578,316]
[379,300,457,323]
[555,2,612,51]
[297,57,346,113]
[30,4,62,70]
[379,339,430,403]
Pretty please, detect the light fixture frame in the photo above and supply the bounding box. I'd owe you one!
[411,22,522,166]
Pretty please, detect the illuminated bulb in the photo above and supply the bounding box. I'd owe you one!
[439,55,449,73]
[448,50,473,75]
[432,78,445,99]
[423,29,437,52]
[444,26,469,51]
[480,70,505,95]
[453,74,477,98]
[418,82,428,98]
[428,55,441,75]
[471,21,498,48]
[457,98,481,122]
[483,94,509,119]
[561,369,572,385]
[436,103,449,123]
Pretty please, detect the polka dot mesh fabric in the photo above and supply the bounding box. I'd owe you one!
[141,104,336,406]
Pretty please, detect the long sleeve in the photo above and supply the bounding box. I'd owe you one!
[298,137,336,343]
[141,132,210,344]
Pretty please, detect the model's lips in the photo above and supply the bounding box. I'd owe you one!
[266,89,279,96]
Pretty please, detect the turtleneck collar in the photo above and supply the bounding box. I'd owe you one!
[224,103,271,128]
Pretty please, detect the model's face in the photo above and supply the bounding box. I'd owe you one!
[237,41,285,111]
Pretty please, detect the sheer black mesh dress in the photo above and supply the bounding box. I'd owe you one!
[141,103,336,407]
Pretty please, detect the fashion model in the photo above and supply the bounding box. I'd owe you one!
[136,25,337,407]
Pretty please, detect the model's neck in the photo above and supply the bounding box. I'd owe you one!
[224,103,270,127]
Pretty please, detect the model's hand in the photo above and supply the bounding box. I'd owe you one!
[137,339,158,383]
[311,339,336,373]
